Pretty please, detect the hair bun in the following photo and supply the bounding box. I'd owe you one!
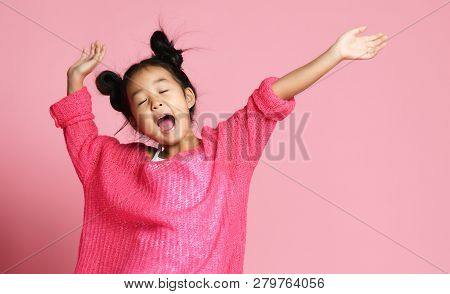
[95,70,123,112]
[150,30,183,69]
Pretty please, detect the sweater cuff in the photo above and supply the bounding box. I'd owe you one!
[252,76,296,121]
[49,86,94,128]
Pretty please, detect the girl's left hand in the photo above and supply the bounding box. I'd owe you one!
[333,26,388,60]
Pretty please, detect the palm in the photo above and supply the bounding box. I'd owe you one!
[335,26,388,60]
[68,40,106,78]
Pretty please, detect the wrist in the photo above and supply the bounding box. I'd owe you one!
[67,75,85,96]
[329,43,344,62]
[67,68,85,82]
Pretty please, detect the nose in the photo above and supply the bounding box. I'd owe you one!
[151,101,163,110]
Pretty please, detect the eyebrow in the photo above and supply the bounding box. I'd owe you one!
[131,78,169,98]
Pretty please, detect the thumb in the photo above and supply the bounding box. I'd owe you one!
[351,25,367,35]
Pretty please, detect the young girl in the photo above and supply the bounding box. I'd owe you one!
[50,26,387,274]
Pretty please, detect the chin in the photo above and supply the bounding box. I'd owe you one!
[156,129,188,146]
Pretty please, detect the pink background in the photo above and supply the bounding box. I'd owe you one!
[1,0,449,273]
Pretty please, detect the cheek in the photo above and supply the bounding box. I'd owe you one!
[171,97,191,120]
[135,110,157,132]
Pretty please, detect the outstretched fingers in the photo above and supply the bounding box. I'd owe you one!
[96,44,106,62]
[99,44,106,62]
[88,42,95,59]
[365,33,384,42]
[84,40,105,63]
[365,40,387,59]
[374,41,387,54]
[76,47,88,62]
[93,41,101,62]
[368,34,388,48]
[81,48,88,59]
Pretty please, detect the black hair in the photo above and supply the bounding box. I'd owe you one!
[95,21,199,138]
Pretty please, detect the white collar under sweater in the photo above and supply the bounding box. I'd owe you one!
[151,144,166,161]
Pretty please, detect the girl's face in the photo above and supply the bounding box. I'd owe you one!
[126,65,196,146]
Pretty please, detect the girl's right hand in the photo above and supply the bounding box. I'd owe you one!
[67,40,106,81]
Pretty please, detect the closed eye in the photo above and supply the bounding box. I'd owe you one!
[138,90,169,106]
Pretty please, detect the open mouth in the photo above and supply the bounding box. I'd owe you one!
[157,114,176,133]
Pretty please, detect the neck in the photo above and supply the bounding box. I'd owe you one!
[159,130,201,159]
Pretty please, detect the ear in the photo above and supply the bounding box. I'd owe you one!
[184,87,196,109]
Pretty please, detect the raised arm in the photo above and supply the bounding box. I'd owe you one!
[50,84,120,187]
[50,41,120,186]
[271,25,388,100]
[216,26,388,168]
[215,76,296,167]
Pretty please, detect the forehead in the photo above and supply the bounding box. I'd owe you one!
[127,66,173,95]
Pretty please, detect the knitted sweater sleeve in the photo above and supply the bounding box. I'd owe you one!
[49,86,120,186]
[218,76,296,166]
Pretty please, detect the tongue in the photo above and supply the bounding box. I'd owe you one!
[159,116,175,132]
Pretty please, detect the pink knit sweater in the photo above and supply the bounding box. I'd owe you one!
[49,76,295,274]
